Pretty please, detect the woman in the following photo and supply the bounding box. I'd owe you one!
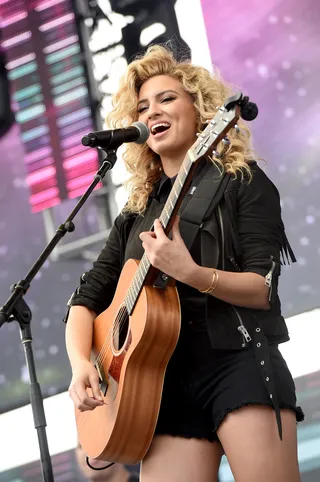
[65,45,303,482]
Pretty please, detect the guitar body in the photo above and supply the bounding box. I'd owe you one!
[76,258,181,464]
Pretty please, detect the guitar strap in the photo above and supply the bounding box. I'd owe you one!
[154,161,232,288]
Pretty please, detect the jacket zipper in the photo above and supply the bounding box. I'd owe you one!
[228,256,241,272]
[234,307,252,343]
[218,205,251,346]
[265,257,276,302]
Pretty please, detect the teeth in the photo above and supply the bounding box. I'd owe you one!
[151,123,170,134]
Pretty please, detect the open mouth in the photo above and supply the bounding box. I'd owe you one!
[150,122,171,137]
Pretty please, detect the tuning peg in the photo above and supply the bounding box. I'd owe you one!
[212,150,222,158]
[234,124,240,133]
[222,137,230,145]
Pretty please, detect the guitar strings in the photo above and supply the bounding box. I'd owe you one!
[95,266,145,371]
[94,304,129,373]
[94,261,144,369]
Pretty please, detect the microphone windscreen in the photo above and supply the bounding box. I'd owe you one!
[241,102,259,121]
[132,121,150,144]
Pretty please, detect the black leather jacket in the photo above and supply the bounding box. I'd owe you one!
[65,161,295,350]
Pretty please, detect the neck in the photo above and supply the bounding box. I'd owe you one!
[160,154,186,178]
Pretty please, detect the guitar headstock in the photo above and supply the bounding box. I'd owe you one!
[189,92,243,163]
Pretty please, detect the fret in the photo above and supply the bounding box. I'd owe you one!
[125,290,133,312]
[137,268,143,284]
[132,279,139,296]
[143,256,150,272]
[131,281,138,299]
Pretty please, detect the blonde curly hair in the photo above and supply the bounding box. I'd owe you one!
[107,45,255,214]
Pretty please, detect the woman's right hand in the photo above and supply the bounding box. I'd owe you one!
[68,359,104,411]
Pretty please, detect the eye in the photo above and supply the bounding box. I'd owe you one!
[138,105,148,113]
[161,96,175,103]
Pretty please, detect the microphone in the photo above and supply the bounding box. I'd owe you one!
[81,121,150,150]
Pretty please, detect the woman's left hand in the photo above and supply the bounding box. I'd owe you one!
[139,217,197,283]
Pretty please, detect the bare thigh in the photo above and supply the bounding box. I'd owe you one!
[217,406,300,482]
[140,435,224,482]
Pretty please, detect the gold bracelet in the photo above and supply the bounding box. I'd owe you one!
[199,270,219,294]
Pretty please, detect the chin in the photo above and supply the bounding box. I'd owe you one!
[150,142,184,158]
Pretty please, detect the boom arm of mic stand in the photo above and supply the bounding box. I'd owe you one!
[0,150,118,482]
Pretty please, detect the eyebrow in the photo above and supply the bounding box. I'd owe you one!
[137,90,179,107]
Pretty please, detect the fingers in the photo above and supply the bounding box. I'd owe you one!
[153,219,166,239]
[139,220,166,251]
[89,373,103,402]
[69,386,95,412]
[139,220,165,240]
[69,376,104,412]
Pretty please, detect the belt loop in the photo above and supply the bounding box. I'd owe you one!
[253,325,283,440]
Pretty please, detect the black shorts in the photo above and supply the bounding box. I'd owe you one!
[155,320,304,443]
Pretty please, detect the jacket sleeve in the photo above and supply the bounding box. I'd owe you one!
[64,213,124,321]
[236,163,290,294]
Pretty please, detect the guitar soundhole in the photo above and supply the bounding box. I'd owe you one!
[112,304,129,352]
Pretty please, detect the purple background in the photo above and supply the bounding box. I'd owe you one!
[201,0,320,313]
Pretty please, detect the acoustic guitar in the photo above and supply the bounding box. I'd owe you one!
[76,92,252,464]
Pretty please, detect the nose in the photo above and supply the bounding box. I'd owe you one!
[147,101,162,121]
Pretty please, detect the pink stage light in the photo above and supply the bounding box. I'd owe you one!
[2,32,31,49]
[1,11,27,27]
[27,166,57,187]
[43,35,79,54]
[39,13,74,32]
[63,151,98,171]
[35,0,65,12]
[24,147,53,164]
[30,187,59,206]
[6,53,36,71]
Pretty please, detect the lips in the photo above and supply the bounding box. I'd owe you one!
[150,122,171,136]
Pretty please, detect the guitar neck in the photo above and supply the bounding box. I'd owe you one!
[125,153,200,315]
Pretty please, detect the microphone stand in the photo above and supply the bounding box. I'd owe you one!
[0,149,118,482]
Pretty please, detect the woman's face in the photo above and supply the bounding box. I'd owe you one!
[137,75,198,163]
